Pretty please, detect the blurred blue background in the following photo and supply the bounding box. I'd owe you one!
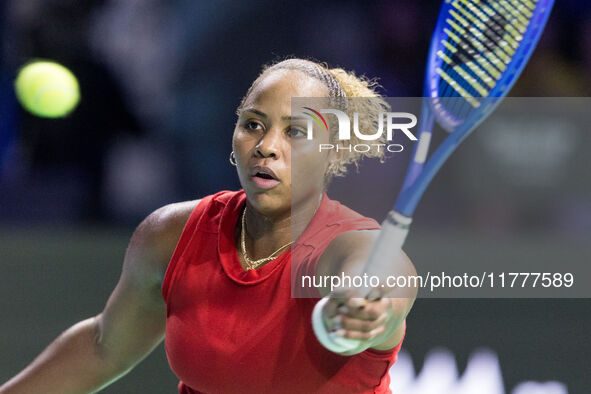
[2,0,590,225]
[1,1,590,393]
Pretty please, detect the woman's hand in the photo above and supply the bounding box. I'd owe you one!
[323,297,390,341]
[320,295,408,354]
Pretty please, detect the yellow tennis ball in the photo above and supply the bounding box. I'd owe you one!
[15,60,80,118]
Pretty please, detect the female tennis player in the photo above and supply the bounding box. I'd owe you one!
[0,58,415,394]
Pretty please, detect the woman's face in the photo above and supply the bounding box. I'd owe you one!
[233,69,333,217]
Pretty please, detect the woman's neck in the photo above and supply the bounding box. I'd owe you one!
[242,193,323,259]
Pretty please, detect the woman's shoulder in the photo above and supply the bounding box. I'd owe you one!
[144,199,201,238]
[321,196,380,227]
[300,196,380,245]
[129,199,202,279]
[139,190,241,243]
[130,190,243,276]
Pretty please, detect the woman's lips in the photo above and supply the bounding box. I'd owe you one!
[251,175,280,189]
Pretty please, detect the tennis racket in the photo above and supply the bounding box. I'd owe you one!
[313,0,555,354]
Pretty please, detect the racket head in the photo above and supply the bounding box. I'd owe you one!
[426,0,555,135]
[395,0,555,216]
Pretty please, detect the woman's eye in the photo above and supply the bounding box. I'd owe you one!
[245,121,262,131]
[288,128,307,138]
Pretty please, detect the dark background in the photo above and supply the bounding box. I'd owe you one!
[1,0,590,393]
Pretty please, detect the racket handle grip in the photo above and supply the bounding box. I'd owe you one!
[364,210,412,299]
[312,297,366,353]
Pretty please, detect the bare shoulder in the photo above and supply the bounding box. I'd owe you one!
[329,229,381,252]
[125,199,201,284]
[317,229,412,278]
[316,229,380,276]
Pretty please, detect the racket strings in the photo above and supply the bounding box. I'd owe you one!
[436,0,540,119]
[453,3,517,55]
[440,0,517,117]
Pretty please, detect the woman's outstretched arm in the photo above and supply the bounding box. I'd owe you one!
[0,201,197,394]
[315,229,416,355]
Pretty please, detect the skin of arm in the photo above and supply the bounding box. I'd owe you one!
[0,201,198,394]
[315,229,416,355]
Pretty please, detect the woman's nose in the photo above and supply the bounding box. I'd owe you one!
[255,128,282,158]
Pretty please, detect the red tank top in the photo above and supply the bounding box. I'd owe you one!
[162,190,404,394]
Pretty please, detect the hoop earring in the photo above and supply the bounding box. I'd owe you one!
[229,151,237,166]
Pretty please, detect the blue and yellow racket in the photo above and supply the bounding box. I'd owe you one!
[313,0,555,354]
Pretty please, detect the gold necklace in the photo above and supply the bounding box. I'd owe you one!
[240,206,294,270]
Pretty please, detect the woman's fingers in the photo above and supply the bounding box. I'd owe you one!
[341,297,389,320]
[323,296,391,340]
[331,312,387,332]
[334,325,386,340]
